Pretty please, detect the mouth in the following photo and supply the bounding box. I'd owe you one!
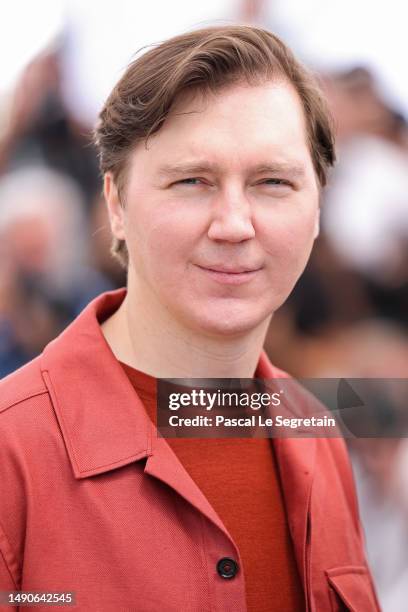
[195,264,262,285]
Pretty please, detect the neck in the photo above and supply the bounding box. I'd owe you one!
[101,282,271,379]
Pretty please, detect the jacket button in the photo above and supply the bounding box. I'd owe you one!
[217,557,239,579]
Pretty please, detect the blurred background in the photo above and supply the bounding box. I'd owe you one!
[0,1,407,609]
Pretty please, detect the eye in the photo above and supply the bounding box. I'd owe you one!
[174,177,203,185]
[259,178,291,187]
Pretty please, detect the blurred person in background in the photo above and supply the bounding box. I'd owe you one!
[0,166,113,377]
[0,46,100,203]
[322,68,408,325]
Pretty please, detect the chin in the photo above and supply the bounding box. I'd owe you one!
[186,302,270,337]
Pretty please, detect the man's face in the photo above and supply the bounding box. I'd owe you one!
[107,80,320,336]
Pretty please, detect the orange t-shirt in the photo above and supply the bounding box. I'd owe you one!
[120,361,304,612]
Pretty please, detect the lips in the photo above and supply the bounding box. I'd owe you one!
[195,264,261,286]
[197,264,261,274]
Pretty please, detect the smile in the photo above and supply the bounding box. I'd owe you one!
[195,265,261,285]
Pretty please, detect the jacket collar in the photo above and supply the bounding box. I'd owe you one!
[41,289,154,479]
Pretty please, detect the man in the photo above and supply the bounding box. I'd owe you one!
[0,26,380,611]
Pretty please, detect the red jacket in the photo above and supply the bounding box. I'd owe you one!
[0,289,380,611]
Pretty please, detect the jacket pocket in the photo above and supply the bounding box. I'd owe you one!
[326,566,381,612]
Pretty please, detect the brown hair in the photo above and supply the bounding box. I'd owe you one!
[94,25,335,268]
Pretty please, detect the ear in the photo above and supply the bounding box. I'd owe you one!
[103,173,126,241]
[313,208,320,239]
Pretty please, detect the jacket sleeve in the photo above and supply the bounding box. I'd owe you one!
[0,527,18,611]
[0,407,26,604]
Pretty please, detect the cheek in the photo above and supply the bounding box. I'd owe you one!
[258,208,317,270]
[126,209,194,285]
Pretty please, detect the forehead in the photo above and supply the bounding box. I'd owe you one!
[132,80,313,172]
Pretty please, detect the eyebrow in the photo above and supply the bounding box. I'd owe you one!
[157,162,218,178]
[157,161,306,180]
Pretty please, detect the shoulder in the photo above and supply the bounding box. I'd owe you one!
[0,356,48,415]
[0,357,54,449]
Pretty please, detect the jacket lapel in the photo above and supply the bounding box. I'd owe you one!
[144,432,234,540]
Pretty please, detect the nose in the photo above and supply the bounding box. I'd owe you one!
[207,187,255,243]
